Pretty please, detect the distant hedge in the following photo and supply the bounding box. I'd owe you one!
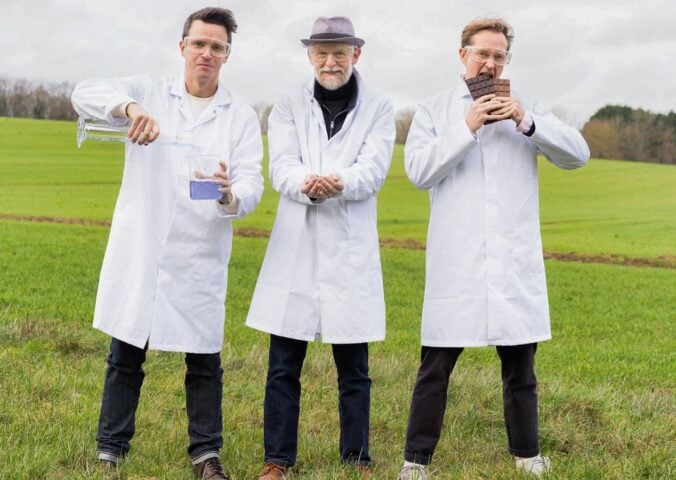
[581,105,676,164]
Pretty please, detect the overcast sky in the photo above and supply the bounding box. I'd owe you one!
[2,0,675,126]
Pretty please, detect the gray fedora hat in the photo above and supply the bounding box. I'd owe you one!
[300,16,365,47]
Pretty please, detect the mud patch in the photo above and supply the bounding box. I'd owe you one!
[380,237,426,250]
[233,227,270,238]
[544,251,675,269]
[0,213,111,227]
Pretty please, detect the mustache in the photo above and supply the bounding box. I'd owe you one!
[320,67,345,73]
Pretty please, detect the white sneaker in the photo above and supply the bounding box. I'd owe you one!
[397,464,428,480]
[515,455,552,477]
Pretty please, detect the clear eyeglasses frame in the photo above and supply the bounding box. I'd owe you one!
[183,36,231,58]
[463,46,512,66]
[308,45,354,63]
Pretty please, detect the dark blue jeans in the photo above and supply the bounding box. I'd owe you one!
[96,338,223,459]
[263,335,371,467]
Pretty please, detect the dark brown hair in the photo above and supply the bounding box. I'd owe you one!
[461,17,514,50]
[182,7,238,44]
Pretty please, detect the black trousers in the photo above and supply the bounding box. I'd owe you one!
[263,334,371,467]
[404,343,539,464]
[97,338,224,459]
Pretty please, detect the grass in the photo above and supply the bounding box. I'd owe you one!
[537,159,676,260]
[1,116,674,261]
[0,117,674,479]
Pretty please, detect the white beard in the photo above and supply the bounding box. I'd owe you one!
[315,63,353,90]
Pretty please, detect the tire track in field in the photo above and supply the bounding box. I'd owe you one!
[0,214,112,227]
[2,214,674,269]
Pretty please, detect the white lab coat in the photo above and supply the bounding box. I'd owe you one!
[72,73,263,353]
[246,71,395,343]
[405,77,589,347]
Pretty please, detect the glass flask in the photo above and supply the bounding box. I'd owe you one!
[189,155,224,200]
[76,117,195,148]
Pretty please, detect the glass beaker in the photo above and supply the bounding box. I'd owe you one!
[189,155,224,200]
[76,117,195,148]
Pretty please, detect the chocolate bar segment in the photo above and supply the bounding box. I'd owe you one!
[494,78,510,97]
[465,73,496,100]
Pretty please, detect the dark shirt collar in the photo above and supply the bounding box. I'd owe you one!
[313,73,358,106]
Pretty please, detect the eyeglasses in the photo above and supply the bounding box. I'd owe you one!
[183,36,231,58]
[309,46,354,63]
[464,46,512,66]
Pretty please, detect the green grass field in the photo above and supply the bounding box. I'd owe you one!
[2,116,674,261]
[0,117,674,479]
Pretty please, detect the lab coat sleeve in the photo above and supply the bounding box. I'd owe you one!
[71,75,151,127]
[404,103,477,190]
[333,98,396,201]
[268,94,316,205]
[528,100,590,170]
[217,104,264,219]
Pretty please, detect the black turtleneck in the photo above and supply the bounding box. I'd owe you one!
[313,73,358,138]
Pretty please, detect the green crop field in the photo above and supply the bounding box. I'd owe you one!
[0,117,674,479]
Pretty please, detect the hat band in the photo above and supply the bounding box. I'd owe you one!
[309,32,355,40]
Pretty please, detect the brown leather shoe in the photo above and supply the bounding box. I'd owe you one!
[358,464,373,477]
[259,462,289,480]
[193,457,230,479]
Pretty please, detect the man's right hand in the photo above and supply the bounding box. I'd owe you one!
[126,103,160,145]
[465,94,508,134]
[300,174,320,195]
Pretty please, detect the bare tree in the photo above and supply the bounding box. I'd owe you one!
[581,119,621,160]
[656,127,675,164]
[395,108,415,145]
[0,77,77,120]
[252,102,273,135]
[0,78,9,116]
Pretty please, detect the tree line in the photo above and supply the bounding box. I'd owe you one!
[0,77,415,144]
[0,78,77,121]
[253,103,415,144]
[581,105,676,164]
[2,77,673,163]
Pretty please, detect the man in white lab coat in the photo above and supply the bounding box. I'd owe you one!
[397,17,590,480]
[245,16,395,480]
[71,7,263,479]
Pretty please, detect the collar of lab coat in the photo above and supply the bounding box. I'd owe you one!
[170,75,232,125]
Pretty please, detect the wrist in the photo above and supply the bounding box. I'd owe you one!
[465,119,479,137]
[125,102,142,119]
[516,111,534,134]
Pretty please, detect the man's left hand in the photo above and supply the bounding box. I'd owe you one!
[214,161,233,205]
[491,97,525,125]
[319,173,344,198]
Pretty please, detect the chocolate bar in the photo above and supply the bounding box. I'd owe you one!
[465,74,511,123]
[465,74,511,99]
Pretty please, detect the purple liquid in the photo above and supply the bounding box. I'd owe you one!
[190,180,222,200]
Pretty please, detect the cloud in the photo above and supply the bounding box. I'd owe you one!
[1,0,674,126]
